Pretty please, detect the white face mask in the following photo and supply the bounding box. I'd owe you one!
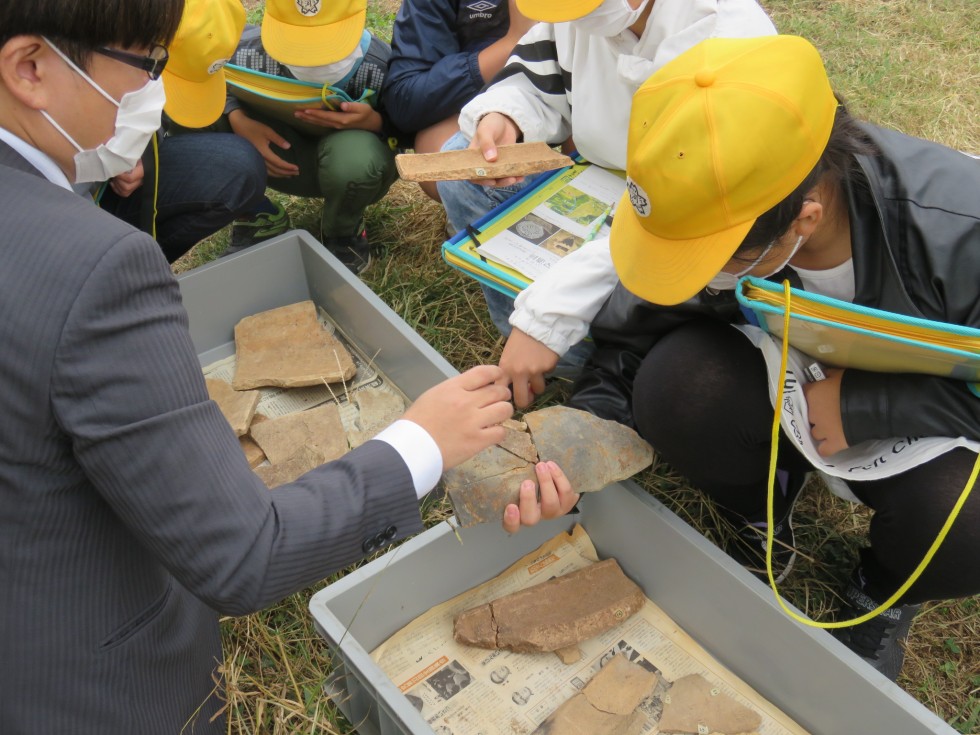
[706,235,804,291]
[40,39,165,184]
[572,0,650,37]
[286,44,365,85]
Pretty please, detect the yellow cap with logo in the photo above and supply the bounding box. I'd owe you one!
[262,0,367,67]
[162,0,245,128]
[610,35,838,306]
[514,0,603,23]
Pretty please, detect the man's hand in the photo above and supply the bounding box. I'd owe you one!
[498,328,559,408]
[801,368,848,457]
[502,461,579,533]
[109,160,144,198]
[403,365,514,471]
[228,109,300,178]
[469,112,524,187]
[294,101,383,133]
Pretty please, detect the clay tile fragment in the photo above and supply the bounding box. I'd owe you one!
[445,406,652,527]
[453,559,644,653]
[659,674,762,735]
[206,378,259,437]
[232,301,356,390]
[347,389,406,448]
[254,446,324,489]
[250,402,348,465]
[533,655,657,735]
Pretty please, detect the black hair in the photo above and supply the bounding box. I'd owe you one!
[731,99,877,261]
[0,0,184,69]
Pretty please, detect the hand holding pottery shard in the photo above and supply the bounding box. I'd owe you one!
[443,406,653,527]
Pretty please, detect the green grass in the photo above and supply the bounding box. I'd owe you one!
[176,1,980,731]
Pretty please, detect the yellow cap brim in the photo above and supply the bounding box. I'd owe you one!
[515,0,603,22]
[261,9,365,67]
[609,190,756,306]
[162,69,226,129]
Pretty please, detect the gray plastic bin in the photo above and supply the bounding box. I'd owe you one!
[176,231,953,735]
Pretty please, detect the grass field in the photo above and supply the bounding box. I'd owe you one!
[176,1,980,731]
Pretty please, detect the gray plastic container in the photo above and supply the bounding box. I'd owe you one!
[176,231,953,735]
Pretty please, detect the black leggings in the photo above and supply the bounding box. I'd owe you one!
[631,319,980,605]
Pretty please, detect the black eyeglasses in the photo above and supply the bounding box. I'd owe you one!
[95,44,169,80]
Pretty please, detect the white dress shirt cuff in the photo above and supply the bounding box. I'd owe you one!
[374,419,444,500]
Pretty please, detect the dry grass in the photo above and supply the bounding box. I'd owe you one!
[173,1,980,732]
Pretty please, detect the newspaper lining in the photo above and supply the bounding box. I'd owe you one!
[371,525,808,735]
[202,307,407,434]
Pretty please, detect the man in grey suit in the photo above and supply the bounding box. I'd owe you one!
[0,2,578,732]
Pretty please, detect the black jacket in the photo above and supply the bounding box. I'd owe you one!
[568,123,980,446]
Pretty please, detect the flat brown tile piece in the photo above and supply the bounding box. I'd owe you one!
[206,378,259,437]
[249,402,348,465]
[659,674,762,735]
[232,301,356,390]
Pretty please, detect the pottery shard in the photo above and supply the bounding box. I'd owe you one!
[524,406,653,493]
[249,402,348,465]
[254,446,323,489]
[239,435,266,469]
[659,674,762,735]
[453,559,644,653]
[445,406,651,527]
[231,301,356,390]
[206,378,259,437]
[347,389,406,448]
[533,655,657,735]
[395,142,572,182]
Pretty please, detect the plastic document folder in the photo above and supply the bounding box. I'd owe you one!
[224,64,374,137]
[737,276,980,387]
[442,160,626,297]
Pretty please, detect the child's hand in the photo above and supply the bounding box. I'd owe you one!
[498,328,559,408]
[802,368,848,456]
[502,461,579,534]
[228,110,299,178]
[470,112,524,187]
[109,161,144,197]
[294,102,383,133]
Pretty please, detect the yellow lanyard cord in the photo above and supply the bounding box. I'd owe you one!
[149,132,159,241]
[766,279,980,628]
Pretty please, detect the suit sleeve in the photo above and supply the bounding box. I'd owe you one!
[50,233,423,616]
[386,0,489,133]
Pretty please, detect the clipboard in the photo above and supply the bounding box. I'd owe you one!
[224,64,375,137]
[736,275,980,392]
[441,159,625,297]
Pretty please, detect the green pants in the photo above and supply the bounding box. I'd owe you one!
[253,111,397,238]
[176,110,398,239]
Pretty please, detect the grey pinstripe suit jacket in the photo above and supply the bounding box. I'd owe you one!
[0,141,423,734]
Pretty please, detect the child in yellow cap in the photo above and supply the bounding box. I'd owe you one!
[86,0,271,263]
[223,0,402,273]
[563,35,980,682]
[437,0,776,388]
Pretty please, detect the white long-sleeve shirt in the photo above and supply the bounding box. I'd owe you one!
[459,0,776,354]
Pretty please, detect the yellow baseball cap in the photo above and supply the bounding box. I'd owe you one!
[162,0,245,128]
[515,0,603,23]
[610,36,838,306]
[261,0,367,67]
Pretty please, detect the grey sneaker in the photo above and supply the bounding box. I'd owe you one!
[723,469,806,584]
[832,571,922,680]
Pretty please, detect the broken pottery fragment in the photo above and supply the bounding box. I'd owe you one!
[347,389,406,448]
[533,654,658,735]
[249,402,348,465]
[232,301,356,390]
[254,447,323,489]
[445,406,652,526]
[554,645,581,665]
[659,674,762,735]
[205,378,259,437]
[239,435,266,469]
[453,559,644,653]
